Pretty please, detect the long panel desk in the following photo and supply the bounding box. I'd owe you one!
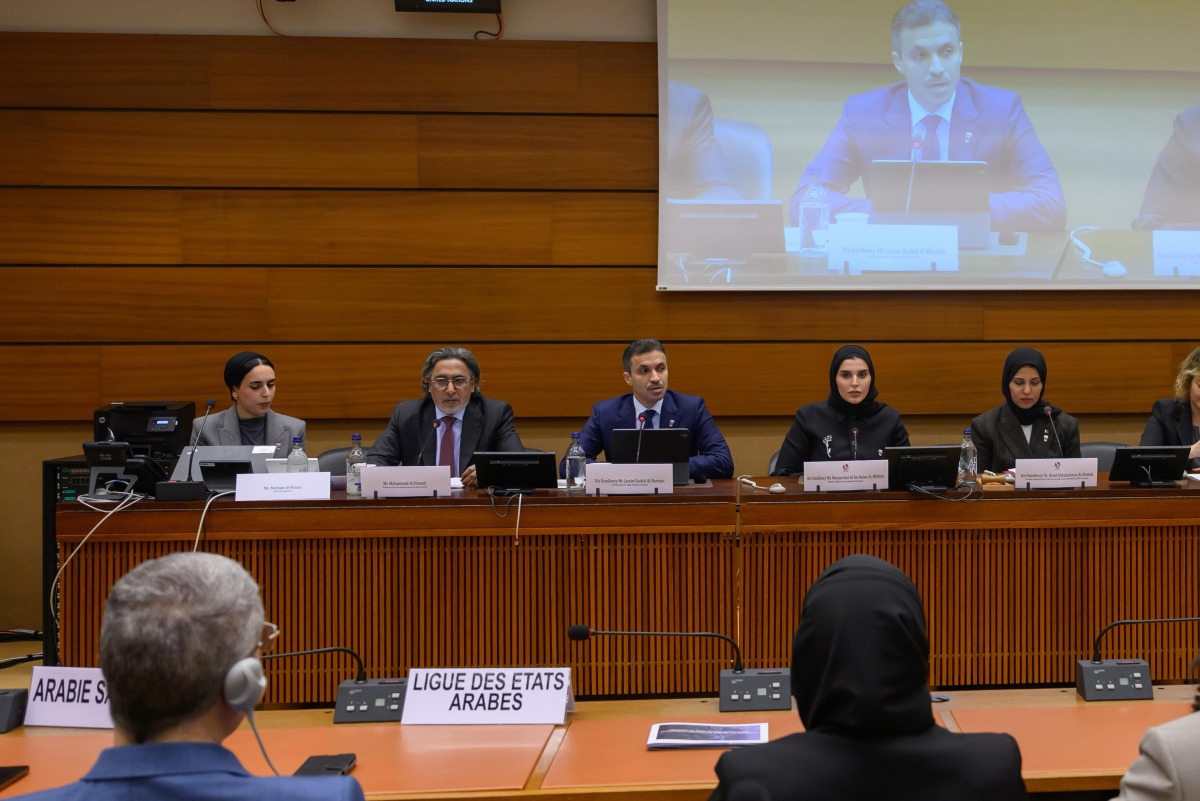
[50,479,1200,702]
[1,681,1195,799]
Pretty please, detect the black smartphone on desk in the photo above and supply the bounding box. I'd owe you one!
[293,753,356,776]
[0,766,30,791]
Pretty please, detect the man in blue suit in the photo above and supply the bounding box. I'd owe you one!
[13,552,364,801]
[790,0,1065,234]
[575,339,733,482]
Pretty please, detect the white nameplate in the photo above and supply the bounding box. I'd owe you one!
[828,223,959,274]
[361,465,453,498]
[1152,230,1200,277]
[1014,457,1098,489]
[401,667,573,725]
[803,459,888,492]
[585,463,673,495]
[235,471,331,500]
[24,666,113,729]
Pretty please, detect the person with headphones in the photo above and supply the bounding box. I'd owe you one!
[365,346,524,488]
[13,552,364,800]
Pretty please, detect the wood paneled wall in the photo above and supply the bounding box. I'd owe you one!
[0,30,1193,431]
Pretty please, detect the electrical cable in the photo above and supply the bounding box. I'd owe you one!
[474,13,503,39]
[51,493,144,629]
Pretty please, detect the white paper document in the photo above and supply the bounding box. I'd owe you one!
[646,722,768,750]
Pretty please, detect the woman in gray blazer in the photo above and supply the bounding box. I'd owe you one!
[192,351,306,456]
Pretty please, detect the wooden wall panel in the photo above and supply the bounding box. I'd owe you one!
[0,34,658,115]
[0,112,656,190]
[0,342,1177,421]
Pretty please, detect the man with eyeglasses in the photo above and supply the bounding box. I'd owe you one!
[366,346,523,488]
[12,552,364,800]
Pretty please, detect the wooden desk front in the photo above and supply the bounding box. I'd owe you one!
[51,480,1200,701]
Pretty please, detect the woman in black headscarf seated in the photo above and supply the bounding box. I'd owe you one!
[971,347,1080,473]
[710,555,1028,801]
[771,344,909,476]
[191,351,306,455]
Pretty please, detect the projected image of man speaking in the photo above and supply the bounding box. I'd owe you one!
[789,0,1066,235]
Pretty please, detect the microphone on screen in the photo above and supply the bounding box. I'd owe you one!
[567,624,791,712]
[1043,404,1064,457]
[635,414,647,462]
[904,135,924,220]
[416,419,441,466]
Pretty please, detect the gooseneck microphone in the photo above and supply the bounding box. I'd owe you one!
[851,427,860,460]
[1043,404,1064,457]
[261,645,368,683]
[416,419,441,466]
[1088,616,1200,664]
[1076,614,1200,701]
[568,624,744,673]
[904,135,924,220]
[635,414,647,462]
[187,399,217,482]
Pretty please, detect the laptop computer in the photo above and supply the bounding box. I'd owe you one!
[610,428,691,485]
[867,160,991,248]
[170,445,273,484]
[663,199,785,261]
[473,451,558,495]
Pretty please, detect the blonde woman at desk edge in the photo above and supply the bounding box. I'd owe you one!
[1139,346,1200,470]
[191,351,306,456]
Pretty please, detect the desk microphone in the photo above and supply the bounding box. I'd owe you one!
[851,427,860,460]
[1076,615,1200,701]
[635,414,647,462]
[262,645,407,724]
[739,477,786,495]
[416,419,441,466]
[568,624,790,712]
[155,398,215,501]
[1042,405,1064,457]
[1069,225,1127,278]
[904,135,924,220]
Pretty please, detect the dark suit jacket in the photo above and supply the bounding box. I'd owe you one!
[710,724,1028,801]
[1140,397,1198,468]
[664,82,739,200]
[791,77,1066,233]
[365,393,522,470]
[1133,105,1200,230]
[575,389,733,481]
[192,408,306,457]
[971,403,1081,473]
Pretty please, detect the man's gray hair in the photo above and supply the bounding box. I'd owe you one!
[421,346,482,391]
[100,552,263,743]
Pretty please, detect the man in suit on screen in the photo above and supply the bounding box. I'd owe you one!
[790,0,1066,234]
[366,346,523,488]
[571,338,733,482]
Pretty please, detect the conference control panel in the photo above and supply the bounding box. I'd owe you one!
[719,668,792,712]
[333,678,407,723]
[1075,659,1153,701]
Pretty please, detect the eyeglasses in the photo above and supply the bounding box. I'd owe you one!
[430,376,472,390]
[259,621,280,652]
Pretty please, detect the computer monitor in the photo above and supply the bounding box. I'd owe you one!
[473,451,558,495]
[884,446,960,491]
[93,401,196,461]
[609,428,691,485]
[1108,446,1189,487]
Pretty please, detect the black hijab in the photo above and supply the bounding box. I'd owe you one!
[827,344,882,417]
[792,555,934,736]
[1001,347,1057,425]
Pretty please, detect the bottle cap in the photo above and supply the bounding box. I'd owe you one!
[571,432,580,438]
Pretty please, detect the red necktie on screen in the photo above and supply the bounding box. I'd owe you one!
[921,115,942,161]
[439,416,456,471]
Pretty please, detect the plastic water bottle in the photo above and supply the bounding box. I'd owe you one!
[345,433,365,496]
[565,432,586,492]
[957,428,978,487]
[798,171,830,255]
[286,436,309,473]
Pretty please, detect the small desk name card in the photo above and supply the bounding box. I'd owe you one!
[360,465,452,498]
[803,460,888,492]
[401,667,573,725]
[24,666,113,729]
[1014,458,1098,489]
[828,223,959,274]
[235,471,331,501]
[586,463,674,495]
[1152,230,1200,277]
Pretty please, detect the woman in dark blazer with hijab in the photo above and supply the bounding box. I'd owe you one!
[192,351,306,456]
[971,347,1080,473]
[709,555,1028,801]
[1139,346,1200,469]
[772,344,909,475]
